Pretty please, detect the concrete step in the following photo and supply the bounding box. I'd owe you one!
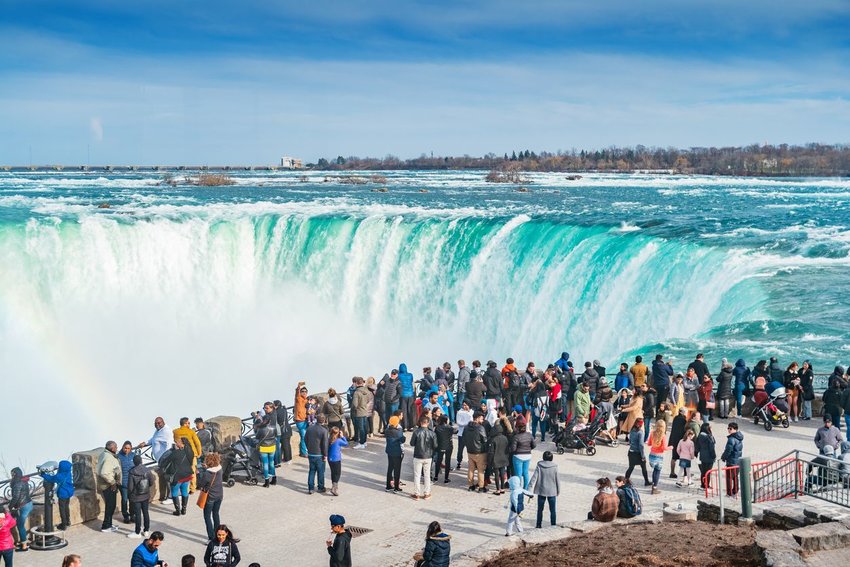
[789,522,850,552]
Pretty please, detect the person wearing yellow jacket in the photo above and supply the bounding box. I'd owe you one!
[173,417,202,492]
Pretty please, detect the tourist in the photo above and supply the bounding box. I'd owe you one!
[580,361,601,402]
[484,360,502,401]
[455,360,471,411]
[328,426,349,496]
[40,459,74,530]
[630,355,649,389]
[173,417,202,493]
[455,401,474,468]
[136,417,172,465]
[840,384,850,433]
[433,415,455,483]
[419,367,436,398]
[272,402,292,465]
[823,385,843,431]
[463,411,488,492]
[411,415,438,500]
[619,387,644,442]
[688,353,709,381]
[715,361,734,419]
[752,360,770,389]
[519,362,536,412]
[614,363,632,392]
[126,455,155,539]
[509,417,535,489]
[383,369,401,421]
[640,383,656,440]
[720,422,744,496]
[412,520,451,567]
[464,372,486,414]
[697,374,715,421]
[528,372,549,441]
[624,420,650,486]
[8,472,32,549]
[574,381,591,420]
[732,359,752,417]
[529,451,560,528]
[487,419,510,495]
[366,376,378,436]
[326,515,352,567]
[546,373,563,429]
[399,363,417,430]
[799,361,815,420]
[695,422,717,489]
[305,414,329,494]
[0,507,15,565]
[203,525,240,567]
[651,355,673,412]
[505,475,527,536]
[352,377,371,448]
[130,531,166,567]
[323,389,345,431]
[814,416,843,453]
[252,402,278,487]
[501,358,520,411]
[198,453,224,541]
[615,476,642,519]
[828,365,848,390]
[385,415,406,492]
[675,429,696,487]
[97,442,122,533]
[668,372,686,416]
[183,555,195,567]
[783,362,801,422]
[668,408,687,479]
[161,439,195,516]
[118,441,136,524]
[62,554,82,567]
[294,382,309,457]
[597,388,617,443]
[587,477,617,521]
[647,420,670,495]
[436,384,454,424]
[558,362,576,421]
[682,367,700,408]
[194,418,214,461]
[768,357,784,382]
[614,387,632,436]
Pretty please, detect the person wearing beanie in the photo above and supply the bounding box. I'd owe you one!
[327,515,352,567]
[127,454,155,538]
[385,415,406,492]
[463,411,489,492]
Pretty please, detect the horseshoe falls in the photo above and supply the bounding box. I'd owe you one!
[2,171,849,467]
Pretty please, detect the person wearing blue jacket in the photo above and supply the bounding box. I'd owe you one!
[553,352,570,374]
[721,422,744,496]
[398,363,416,431]
[118,441,136,524]
[732,359,752,417]
[42,460,74,530]
[614,363,632,392]
[130,531,165,567]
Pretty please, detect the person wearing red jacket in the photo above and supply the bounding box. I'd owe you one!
[0,508,16,565]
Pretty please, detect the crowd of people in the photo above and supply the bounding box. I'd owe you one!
[4,351,850,566]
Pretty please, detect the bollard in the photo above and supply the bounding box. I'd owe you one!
[740,457,752,519]
[718,459,724,524]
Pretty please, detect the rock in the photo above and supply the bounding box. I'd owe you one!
[72,448,105,492]
[761,549,807,567]
[207,416,243,451]
[789,522,850,552]
[756,530,801,551]
[764,506,810,529]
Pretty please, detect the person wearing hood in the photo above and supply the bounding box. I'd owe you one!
[553,352,570,374]
[650,355,673,411]
[487,421,510,495]
[397,363,417,430]
[326,515,352,567]
[8,467,33,550]
[0,508,16,564]
[614,363,633,392]
[721,422,744,496]
[588,477,618,521]
[374,376,387,434]
[800,361,815,420]
[529,451,560,528]
[126,454,155,539]
[413,521,451,567]
[715,360,734,419]
[768,357,784,383]
[505,475,530,536]
[41,460,74,530]
[838,440,850,480]
[823,384,843,429]
[731,359,752,417]
[828,365,848,391]
[593,360,606,379]
[483,361,502,401]
[323,389,345,432]
[418,367,436,399]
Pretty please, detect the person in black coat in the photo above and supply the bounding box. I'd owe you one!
[204,524,241,567]
[327,515,352,567]
[414,521,451,567]
[668,409,687,479]
[432,416,456,483]
[274,401,292,465]
[695,422,717,489]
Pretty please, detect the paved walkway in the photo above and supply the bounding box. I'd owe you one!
[19,416,827,566]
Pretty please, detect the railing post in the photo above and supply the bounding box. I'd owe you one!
[718,459,725,524]
[795,450,801,499]
[740,457,752,519]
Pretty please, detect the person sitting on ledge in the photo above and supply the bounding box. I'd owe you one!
[587,477,618,521]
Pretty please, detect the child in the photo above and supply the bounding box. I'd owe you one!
[676,429,696,487]
[328,427,349,496]
[505,475,530,536]
[306,396,319,426]
[41,460,74,530]
[573,416,588,432]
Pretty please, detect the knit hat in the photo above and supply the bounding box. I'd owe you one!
[330,514,345,526]
[388,416,400,427]
[513,404,523,413]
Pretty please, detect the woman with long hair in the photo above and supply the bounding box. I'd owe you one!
[646,419,670,494]
[328,426,349,496]
[199,452,224,541]
[203,524,241,567]
[323,388,345,432]
[413,521,451,567]
[784,361,801,422]
[8,468,32,551]
[799,361,815,420]
[62,555,82,567]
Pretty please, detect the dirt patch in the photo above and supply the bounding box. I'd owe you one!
[481,523,759,567]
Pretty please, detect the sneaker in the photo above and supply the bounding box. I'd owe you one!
[318,487,327,493]
[142,531,151,538]
[127,532,142,539]
[651,487,660,495]
[468,486,477,492]
[385,486,393,492]
[479,487,488,493]
[101,527,115,533]
[308,490,314,495]
[361,443,367,449]
[56,524,67,531]
[394,487,403,493]
[670,473,678,479]
[675,481,684,488]
[444,479,451,483]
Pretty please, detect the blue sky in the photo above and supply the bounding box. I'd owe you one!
[1,0,849,164]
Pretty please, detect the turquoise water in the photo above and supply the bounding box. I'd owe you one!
[1,170,848,466]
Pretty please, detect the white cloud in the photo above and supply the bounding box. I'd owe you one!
[89,117,103,142]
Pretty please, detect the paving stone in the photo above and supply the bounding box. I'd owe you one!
[763,549,808,567]
[756,529,802,551]
[790,522,850,552]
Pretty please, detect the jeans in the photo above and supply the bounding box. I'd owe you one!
[512,456,531,489]
[626,451,649,483]
[387,455,403,489]
[260,451,275,479]
[455,393,465,413]
[648,454,663,487]
[734,383,746,416]
[13,501,33,542]
[844,415,850,433]
[101,488,117,529]
[171,481,189,498]
[388,402,399,417]
[433,448,453,481]
[643,418,651,442]
[531,415,547,441]
[536,495,557,528]
[119,485,131,520]
[295,421,308,456]
[308,455,326,491]
[133,501,150,535]
[802,400,812,419]
[355,416,368,445]
[274,435,282,466]
[401,397,416,430]
[413,457,433,496]
[0,549,12,566]
[203,498,222,540]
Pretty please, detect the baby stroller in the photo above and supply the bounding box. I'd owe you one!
[221,436,264,486]
[752,386,790,431]
[552,410,605,456]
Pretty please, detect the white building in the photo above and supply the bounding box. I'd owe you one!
[280,156,303,169]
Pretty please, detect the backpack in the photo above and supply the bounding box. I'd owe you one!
[621,485,642,516]
[133,472,150,496]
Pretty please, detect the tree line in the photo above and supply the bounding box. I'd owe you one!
[309,144,850,177]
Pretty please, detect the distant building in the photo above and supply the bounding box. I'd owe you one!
[280,156,304,169]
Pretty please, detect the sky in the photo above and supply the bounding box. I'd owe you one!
[1,0,849,165]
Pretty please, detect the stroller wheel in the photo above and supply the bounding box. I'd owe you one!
[764,421,773,431]
[248,478,259,485]
[610,439,619,447]
[556,446,566,455]
[585,446,597,456]
[782,419,790,428]
[226,479,235,488]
